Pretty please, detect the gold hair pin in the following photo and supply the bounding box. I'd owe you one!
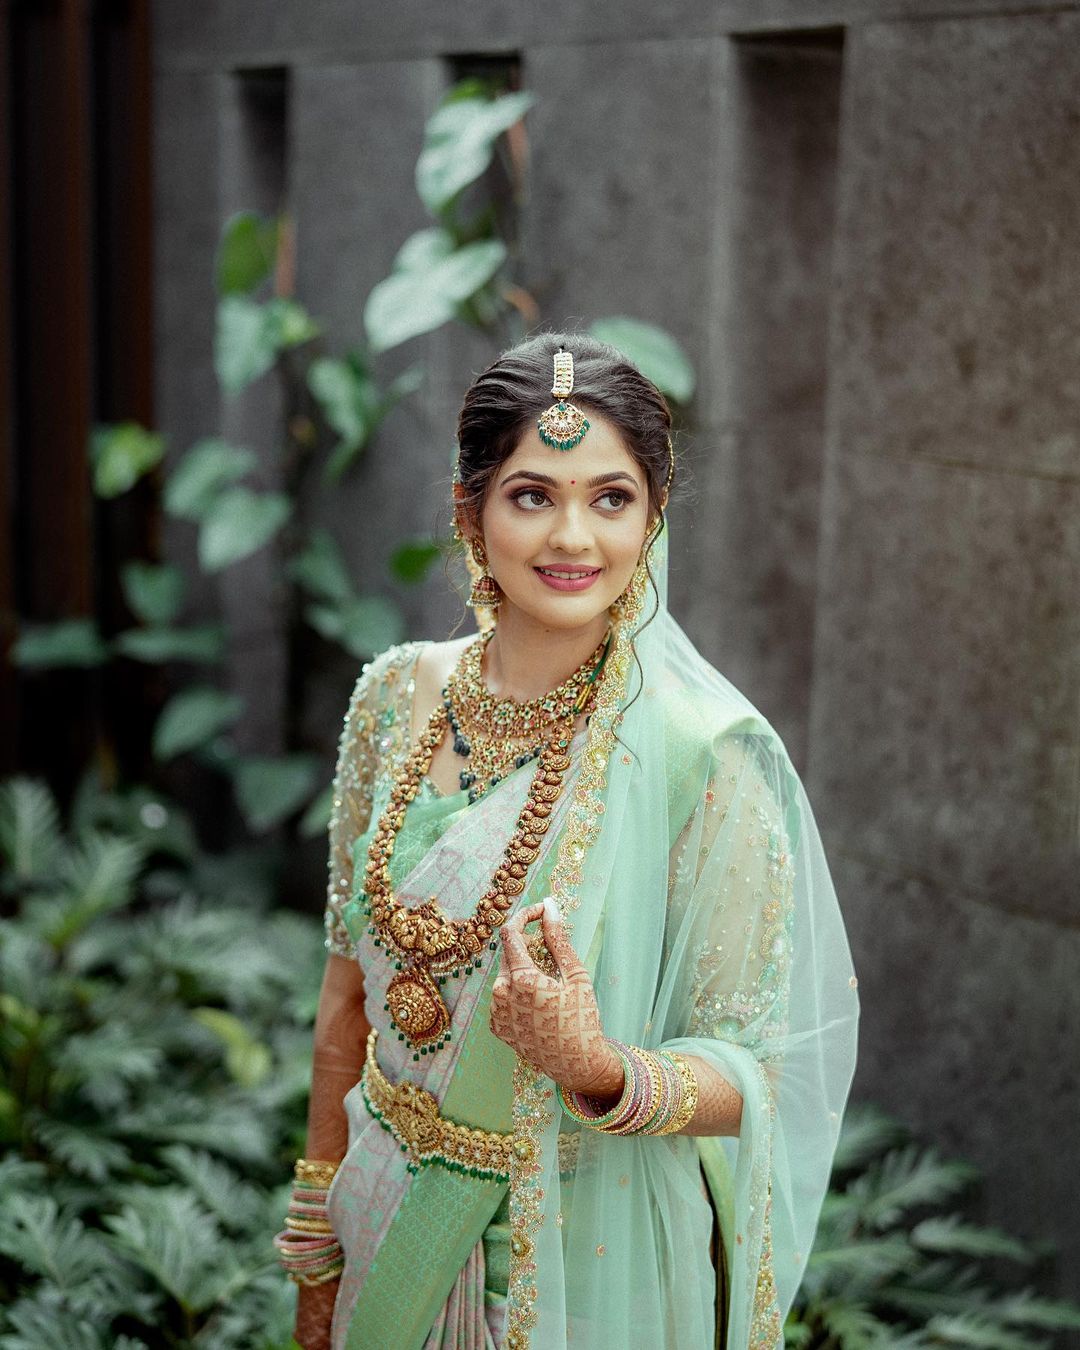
[537,348,590,450]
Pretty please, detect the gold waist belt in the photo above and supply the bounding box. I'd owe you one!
[360,1027,580,1183]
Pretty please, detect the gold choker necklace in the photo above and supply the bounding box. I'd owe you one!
[445,628,610,802]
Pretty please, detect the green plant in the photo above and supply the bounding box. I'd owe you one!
[0,773,321,1346]
[787,1103,1080,1348]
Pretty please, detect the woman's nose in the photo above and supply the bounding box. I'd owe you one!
[546,504,594,554]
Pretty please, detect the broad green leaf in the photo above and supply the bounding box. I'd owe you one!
[434,239,507,304]
[198,487,292,572]
[390,538,443,585]
[215,295,320,394]
[298,781,333,839]
[307,354,382,469]
[120,561,185,626]
[89,422,165,498]
[232,753,320,833]
[163,438,257,522]
[416,91,534,214]
[322,362,424,480]
[364,239,506,352]
[191,1009,272,1089]
[113,624,226,664]
[0,777,63,881]
[285,529,354,604]
[11,619,109,668]
[152,687,245,761]
[216,210,279,296]
[391,226,456,273]
[588,316,696,403]
[364,273,457,353]
[305,594,404,659]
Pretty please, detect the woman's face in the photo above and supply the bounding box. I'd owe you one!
[472,412,652,633]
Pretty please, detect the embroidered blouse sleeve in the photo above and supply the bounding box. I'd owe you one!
[323,662,383,958]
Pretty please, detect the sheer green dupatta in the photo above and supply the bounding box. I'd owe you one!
[503,523,860,1349]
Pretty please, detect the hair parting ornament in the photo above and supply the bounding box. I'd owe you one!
[536,347,591,450]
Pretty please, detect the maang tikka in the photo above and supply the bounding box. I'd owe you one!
[537,347,590,450]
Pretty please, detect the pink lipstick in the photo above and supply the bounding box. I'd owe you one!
[533,565,602,593]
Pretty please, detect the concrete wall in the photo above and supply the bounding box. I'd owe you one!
[152,2,1080,1308]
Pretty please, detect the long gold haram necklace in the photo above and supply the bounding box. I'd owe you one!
[359,629,612,1059]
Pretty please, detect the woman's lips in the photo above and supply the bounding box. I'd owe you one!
[533,565,602,592]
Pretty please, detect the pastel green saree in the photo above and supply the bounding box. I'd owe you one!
[321,524,859,1349]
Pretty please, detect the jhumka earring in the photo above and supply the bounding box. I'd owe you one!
[537,347,590,450]
[468,537,501,609]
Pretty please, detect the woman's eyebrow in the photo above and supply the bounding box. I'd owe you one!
[499,470,640,489]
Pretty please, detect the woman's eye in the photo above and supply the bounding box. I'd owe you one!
[596,489,632,510]
[512,488,550,509]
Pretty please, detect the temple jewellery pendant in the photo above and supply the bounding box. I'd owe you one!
[537,347,590,450]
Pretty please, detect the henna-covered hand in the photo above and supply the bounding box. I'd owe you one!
[489,898,623,1096]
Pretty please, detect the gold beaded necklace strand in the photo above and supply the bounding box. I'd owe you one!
[359,629,612,1059]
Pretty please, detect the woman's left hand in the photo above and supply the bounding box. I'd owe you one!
[489,898,623,1096]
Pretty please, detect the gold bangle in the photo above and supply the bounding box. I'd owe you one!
[286,1217,335,1234]
[289,1260,345,1287]
[652,1054,698,1135]
[294,1158,340,1187]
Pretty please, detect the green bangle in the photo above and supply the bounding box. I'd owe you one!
[557,1040,635,1128]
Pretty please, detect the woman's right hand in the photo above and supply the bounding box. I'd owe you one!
[294,1277,339,1350]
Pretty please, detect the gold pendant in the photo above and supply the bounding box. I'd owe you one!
[385,965,452,1057]
[537,399,590,450]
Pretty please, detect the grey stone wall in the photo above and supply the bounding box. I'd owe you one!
[152,1,1080,1309]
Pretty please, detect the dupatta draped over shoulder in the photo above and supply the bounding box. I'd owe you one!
[320,523,859,1350]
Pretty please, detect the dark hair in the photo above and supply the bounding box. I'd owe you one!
[454,330,675,527]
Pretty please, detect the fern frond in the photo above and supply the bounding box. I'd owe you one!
[0,924,55,1007]
[924,1310,1051,1349]
[912,1214,1036,1265]
[53,1026,164,1113]
[804,1232,921,1290]
[0,1290,110,1350]
[191,1261,297,1349]
[0,1155,47,1197]
[51,832,146,940]
[0,777,63,886]
[847,1143,979,1230]
[30,1115,132,1182]
[102,1185,243,1315]
[0,1195,109,1288]
[996,1289,1080,1331]
[819,1299,912,1347]
[831,1101,911,1174]
[119,1094,274,1165]
[158,1144,265,1232]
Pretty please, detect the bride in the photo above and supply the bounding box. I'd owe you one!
[275,332,860,1349]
